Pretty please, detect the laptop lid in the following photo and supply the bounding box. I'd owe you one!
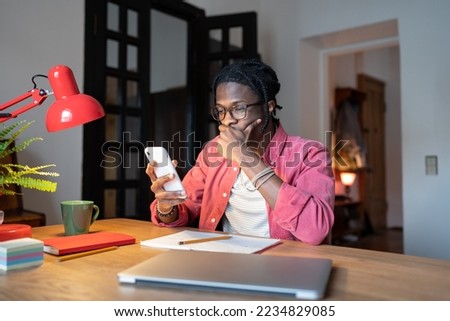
[118,250,332,300]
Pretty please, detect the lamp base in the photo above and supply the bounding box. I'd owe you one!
[0,224,32,242]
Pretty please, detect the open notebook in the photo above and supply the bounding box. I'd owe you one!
[118,250,332,300]
[140,230,280,254]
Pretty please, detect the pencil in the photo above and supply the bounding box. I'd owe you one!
[58,246,118,262]
[178,235,232,245]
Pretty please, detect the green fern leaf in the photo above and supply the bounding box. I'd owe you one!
[0,120,59,195]
[0,120,34,155]
[9,177,58,193]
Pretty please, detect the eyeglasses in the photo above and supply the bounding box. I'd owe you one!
[210,102,262,121]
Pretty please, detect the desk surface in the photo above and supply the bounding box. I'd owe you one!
[1,218,450,300]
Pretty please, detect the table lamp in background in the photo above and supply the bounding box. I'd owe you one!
[0,65,105,241]
[340,171,357,197]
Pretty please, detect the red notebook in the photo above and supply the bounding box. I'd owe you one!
[43,232,136,255]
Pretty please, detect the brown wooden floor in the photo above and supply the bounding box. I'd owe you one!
[334,228,404,254]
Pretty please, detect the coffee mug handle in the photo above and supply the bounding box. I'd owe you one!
[91,205,100,225]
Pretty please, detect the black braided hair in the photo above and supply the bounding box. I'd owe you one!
[212,59,283,132]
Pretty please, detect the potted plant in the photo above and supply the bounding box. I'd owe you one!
[0,120,59,196]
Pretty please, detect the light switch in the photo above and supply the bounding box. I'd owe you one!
[425,155,438,175]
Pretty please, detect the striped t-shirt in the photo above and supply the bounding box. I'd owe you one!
[221,170,269,237]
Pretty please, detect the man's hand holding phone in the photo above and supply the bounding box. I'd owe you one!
[145,147,187,212]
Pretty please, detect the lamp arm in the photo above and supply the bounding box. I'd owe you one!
[0,88,49,123]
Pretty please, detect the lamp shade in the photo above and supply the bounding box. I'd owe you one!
[340,172,357,186]
[46,65,105,132]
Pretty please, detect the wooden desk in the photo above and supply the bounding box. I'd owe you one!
[1,218,450,300]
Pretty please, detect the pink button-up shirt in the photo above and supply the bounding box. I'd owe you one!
[151,124,335,245]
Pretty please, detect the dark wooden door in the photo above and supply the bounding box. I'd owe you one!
[82,0,204,220]
[82,1,258,221]
[358,74,387,230]
[203,12,259,139]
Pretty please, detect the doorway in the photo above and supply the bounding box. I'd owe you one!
[310,20,402,231]
[328,47,401,231]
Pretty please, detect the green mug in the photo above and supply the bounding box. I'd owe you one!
[60,200,100,236]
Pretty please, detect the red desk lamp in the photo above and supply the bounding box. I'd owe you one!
[0,65,105,131]
[0,65,105,242]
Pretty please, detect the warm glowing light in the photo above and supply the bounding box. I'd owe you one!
[340,172,357,186]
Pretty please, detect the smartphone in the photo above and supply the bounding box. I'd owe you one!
[144,147,186,193]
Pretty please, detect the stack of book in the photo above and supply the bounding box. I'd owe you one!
[0,237,44,271]
[43,231,136,256]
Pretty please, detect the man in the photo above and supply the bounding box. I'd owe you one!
[146,59,334,245]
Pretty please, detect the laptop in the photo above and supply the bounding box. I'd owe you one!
[118,250,332,300]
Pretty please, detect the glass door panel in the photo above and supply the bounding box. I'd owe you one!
[150,9,190,177]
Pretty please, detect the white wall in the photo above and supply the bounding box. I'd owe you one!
[2,0,449,260]
[0,0,85,225]
[398,1,450,259]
